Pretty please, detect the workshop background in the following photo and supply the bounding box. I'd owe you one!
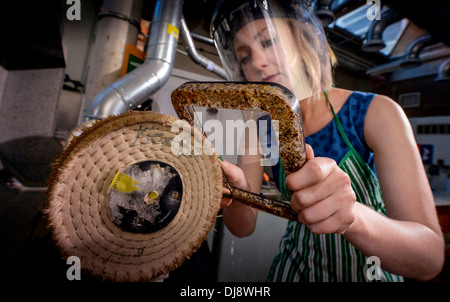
[0,0,449,282]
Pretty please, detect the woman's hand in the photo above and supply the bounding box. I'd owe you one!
[220,159,252,208]
[287,144,357,235]
[219,159,257,237]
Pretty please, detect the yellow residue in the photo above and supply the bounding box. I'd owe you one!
[110,171,140,193]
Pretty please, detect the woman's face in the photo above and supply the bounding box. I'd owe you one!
[233,18,299,91]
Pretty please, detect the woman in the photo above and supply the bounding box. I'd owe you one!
[211,0,444,281]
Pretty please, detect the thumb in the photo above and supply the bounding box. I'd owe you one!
[306,144,315,160]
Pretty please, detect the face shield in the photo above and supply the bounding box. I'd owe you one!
[211,0,331,102]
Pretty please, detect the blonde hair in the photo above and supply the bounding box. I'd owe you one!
[286,18,337,102]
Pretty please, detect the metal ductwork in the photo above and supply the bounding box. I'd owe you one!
[400,34,436,68]
[180,17,227,80]
[190,32,215,45]
[316,0,335,28]
[86,0,184,120]
[361,8,402,53]
[434,58,450,82]
[366,46,450,76]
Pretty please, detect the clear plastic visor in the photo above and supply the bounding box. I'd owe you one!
[212,1,314,101]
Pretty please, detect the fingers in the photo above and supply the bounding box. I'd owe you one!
[222,187,231,195]
[220,159,251,191]
[221,187,232,208]
[286,156,336,191]
[283,143,316,192]
[306,143,315,160]
[300,202,356,235]
[293,196,355,235]
[289,164,350,211]
[287,144,357,234]
[220,160,251,209]
[221,196,233,208]
[296,196,338,223]
[305,215,352,235]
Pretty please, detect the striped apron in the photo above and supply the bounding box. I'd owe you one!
[267,92,403,282]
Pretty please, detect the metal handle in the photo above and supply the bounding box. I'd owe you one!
[222,172,298,221]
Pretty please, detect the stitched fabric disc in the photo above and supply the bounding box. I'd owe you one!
[45,111,222,282]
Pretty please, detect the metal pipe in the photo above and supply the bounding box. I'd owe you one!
[400,34,436,68]
[434,58,450,82]
[180,16,228,79]
[86,0,184,120]
[190,32,215,46]
[82,0,143,118]
[366,45,450,76]
[316,0,335,28]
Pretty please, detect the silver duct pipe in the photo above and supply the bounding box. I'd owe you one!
[362,9,402,53]
[86,0,184,120]
[180,17,227,80]
[434,58,450,82]
[190,32,215,46]
[400,34,436,68]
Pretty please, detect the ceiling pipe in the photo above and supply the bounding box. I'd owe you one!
[361,8,402,53]
[366,45,450,76]
[434,57,450,82]
[330,0,356,13]
[316,0,335,28]
[180,16,227,79]
[86,0,184,120]
[400,34,436,68]
[190,32,215,46]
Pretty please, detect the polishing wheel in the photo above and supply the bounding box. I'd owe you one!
[45,111,222,282]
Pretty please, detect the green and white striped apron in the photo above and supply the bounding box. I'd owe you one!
[267,92,403,282]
